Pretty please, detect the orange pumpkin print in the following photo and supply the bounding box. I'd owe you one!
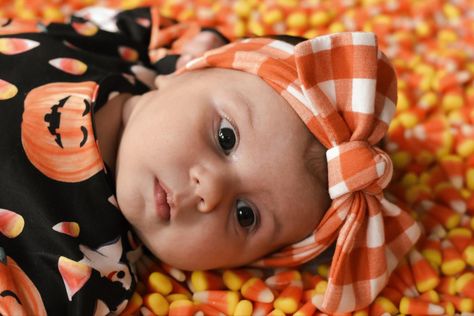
[21,81,104,182]
[0,248,47,316]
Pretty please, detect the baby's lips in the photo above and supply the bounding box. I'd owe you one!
[0,208,24,238]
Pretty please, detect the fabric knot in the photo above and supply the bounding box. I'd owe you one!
[327,141,393,199]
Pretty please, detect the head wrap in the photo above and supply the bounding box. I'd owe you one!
[178,32,421,313]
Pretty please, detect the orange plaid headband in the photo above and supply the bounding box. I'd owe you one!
[178,32,421,313]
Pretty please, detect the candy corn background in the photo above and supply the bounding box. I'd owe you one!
[2,0,474,315]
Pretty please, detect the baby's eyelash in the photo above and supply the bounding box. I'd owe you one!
[215,112,239,155]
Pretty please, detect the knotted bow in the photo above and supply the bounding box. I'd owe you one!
[180,32,421,313]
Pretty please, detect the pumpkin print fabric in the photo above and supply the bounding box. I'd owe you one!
[0,6,190,315]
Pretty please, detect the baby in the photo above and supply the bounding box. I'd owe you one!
[0,5,420,315]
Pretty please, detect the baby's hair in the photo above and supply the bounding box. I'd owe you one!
[304,136,330,212]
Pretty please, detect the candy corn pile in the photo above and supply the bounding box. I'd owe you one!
[3,0,474,315]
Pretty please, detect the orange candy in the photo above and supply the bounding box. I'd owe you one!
[399,296,445,315]
[191,270,225,292]
[265,270,301,290]
[241,277,274,303]
[440,239,466,276]
[193,290,239,315]
[273,280,303,314]
[408,248,440,292]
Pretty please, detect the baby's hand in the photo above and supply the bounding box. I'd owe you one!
[176,31,227,69]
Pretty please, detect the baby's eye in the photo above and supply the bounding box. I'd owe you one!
[236,200,256,228]
[217,117,237,155]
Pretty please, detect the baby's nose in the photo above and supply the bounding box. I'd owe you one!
[190,165,230,213]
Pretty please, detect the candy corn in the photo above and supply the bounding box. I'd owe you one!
[252,301,273,316]
[440,239,466,276]
[447,227,472,252]
[143,293,169,316]
[273,280,303,314]
[148,272,173,295]
[408,248,440,292]
[294,301,316,316]
[455,272,474,299]
[168,299,195,316]
[440,293,474,312]
[191,270,225,291]
[370,296,399,315]
[241,277,274,303]
[223,269,252,291]
[193,290,239,315]
[265,270,301,290]
[399,296,445,315]
[233,299,253,316]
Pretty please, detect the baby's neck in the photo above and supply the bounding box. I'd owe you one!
[94,93,133,175]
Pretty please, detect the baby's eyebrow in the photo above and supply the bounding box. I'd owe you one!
[232,91,254,131]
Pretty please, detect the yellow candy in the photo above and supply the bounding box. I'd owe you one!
[274,297,298,314]
[233,20,247,38]
[233,300,253,316]
[438,29,458,44]
[168,299,195,316]
[401,172,418,188]
[398,112,419,128]
[328,21,345,33]
[276,0,298,8]
[247,20,264,36]
[443,301,456,316]
[148,272,173,296]
[268,309,286,316]
[464,244,474,266]
[316,264,329,278]
[234,1,251,18]
[422,290,440,303]
[310,11,331,27]
[457,297,474,312]
[166,293,189,302]
[315,279,327,294]
[303,29,319,39]
[422,248,442,267]
[391,151,412,170]
[442,93,464,113]
[441,257,466,276]
[457,139,474,158]
[144,293,169,316]
[286,11,308,29]
[418,91,438,110]
[397,91,410,111]
[43,6,64,22]
[415,20,432,37]
[375,296,398,314]
[178,9,195,21]
[442,3,460,20]
[466,168,474,191]
[262,9,283,25]
[455,272,474,294]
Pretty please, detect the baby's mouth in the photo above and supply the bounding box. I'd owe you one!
[154,178,171,221]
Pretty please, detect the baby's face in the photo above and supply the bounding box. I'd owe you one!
[115,68,327,270]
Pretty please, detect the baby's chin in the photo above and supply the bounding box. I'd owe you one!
[147,244,257,271]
